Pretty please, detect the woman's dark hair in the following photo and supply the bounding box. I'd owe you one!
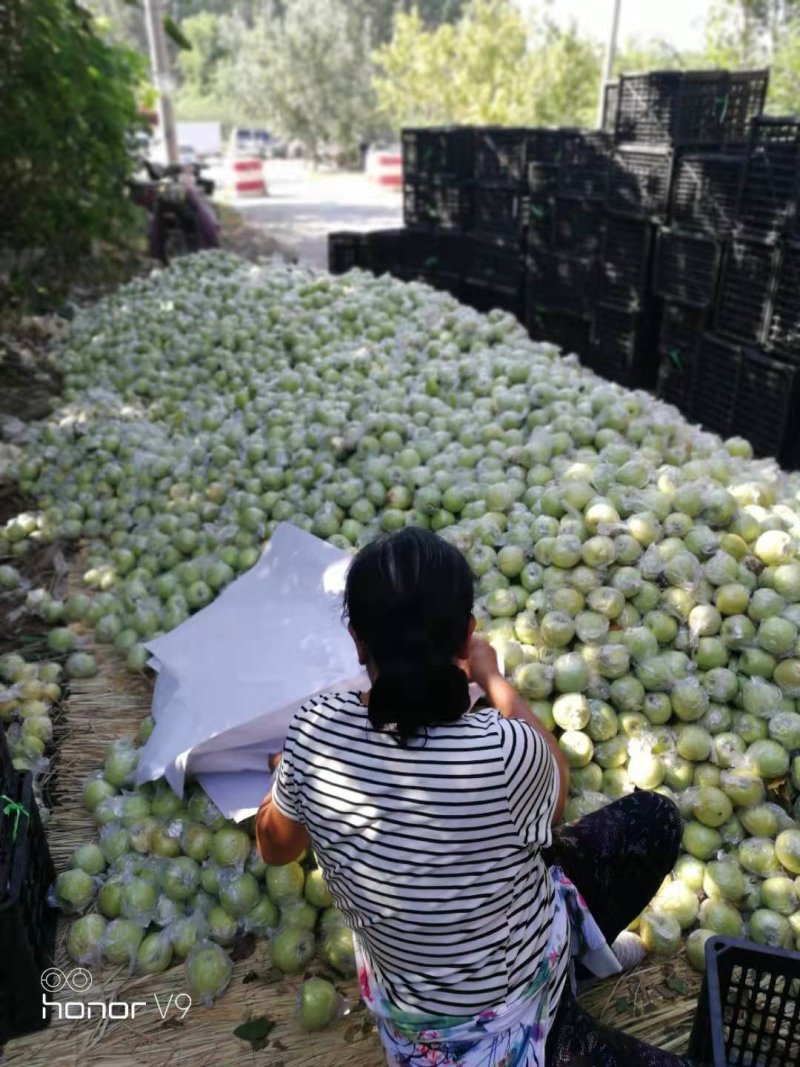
[343,527,474,744]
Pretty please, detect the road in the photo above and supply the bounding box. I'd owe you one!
[218,160,403,269]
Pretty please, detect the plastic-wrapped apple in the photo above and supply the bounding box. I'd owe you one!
[321,924,356,976]
[163,857,201,902]
[304,867,334,909]
[71,843,107,877]
[210,827,250,867]
[749,909,793,949]
[639,911,681,956]
[739,837,782,878]
[67,913,107,965]
[185,940,233,1005]
[776,829,800,875]
[271,926,315,973]
[207,905,238,945]
[55,869,95,914]
[686,929,715,973]
[652,881,699,930]
[683,822,722,861]
[297,977,344,1031]
[266,862,305,902]
[103,918,145,965]
[137,930,174,974]
[703,860,746,902]
[673,855,706,894]
[760,876,799,916]
[698,899,744,938]
[98,874,125,919]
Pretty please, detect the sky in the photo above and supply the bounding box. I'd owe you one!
[519,0,713,51]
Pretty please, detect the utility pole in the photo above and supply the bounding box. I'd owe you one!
[596,0,623,130]
[143,0,179,165]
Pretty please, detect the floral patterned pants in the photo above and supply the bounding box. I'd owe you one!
[542,791,699,1066]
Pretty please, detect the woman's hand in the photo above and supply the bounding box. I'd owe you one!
[463,636,503,692]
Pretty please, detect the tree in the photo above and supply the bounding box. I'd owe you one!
[175,11,229,119]
[352,0,466,46]
[373,0,601,129]
[1,0,145,282]
[218,0,381,159]
[705,0,800,63]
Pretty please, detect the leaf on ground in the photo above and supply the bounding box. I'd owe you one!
[613,996,634,1014]
[233,1016,275,1051]
[667,978,689,995]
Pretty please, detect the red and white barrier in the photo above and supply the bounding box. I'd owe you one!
[367,149,402,189]
[226,157,267,197]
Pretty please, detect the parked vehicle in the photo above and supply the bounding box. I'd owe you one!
[129,160,220,265]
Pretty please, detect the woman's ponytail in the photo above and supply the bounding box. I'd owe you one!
[343,528,474,745]
[368,649,471,744]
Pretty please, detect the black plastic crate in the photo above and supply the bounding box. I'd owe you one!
[715,237,778,345]
[474,128,528,183]
[403,231,464,274]
[735,348,799,460]
[525,308,592,357]
[596,216,654,310]
[0,772,56,1043]
[553,199,606,257]
[527,199,555,252]
[462,235,524,294]
[558,131,613,201]
[328,231,364,274]
[587,301,660,388]
[401,127,475,181]
[360,228,409,276]
[393,267,462,297]
[688,936,800,1067]
[688,333,742,437]
[670,150,746,233]
[528,163,558,197]
[472,183,529,240]
[737,117,800,238]
[616,70,769,147]
[527,129,570,166]
[460,281,523,319]
[654,227,723,309]
[657,348,693,411]
[603,83,619,135]
[767,240,800,364]
[608,146,673,219]
[403,178,473,231]
[659,301,707,370]
[526,252,595,316]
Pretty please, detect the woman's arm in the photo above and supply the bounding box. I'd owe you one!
[467,638,570,823]
[255,791,311,865]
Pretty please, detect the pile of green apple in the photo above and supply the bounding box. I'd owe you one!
[2,251,800,985]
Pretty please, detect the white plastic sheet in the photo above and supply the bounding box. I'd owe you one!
[137,523,368,820]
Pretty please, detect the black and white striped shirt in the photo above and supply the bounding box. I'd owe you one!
[273,691,568,1019]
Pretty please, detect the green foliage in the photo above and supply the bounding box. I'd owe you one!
[217,0,381,157]
[704,1,800,112]
[0,0,145,268]
[175,12,231,119]
[373,0,601,129]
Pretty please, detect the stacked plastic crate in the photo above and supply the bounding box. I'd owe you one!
[524,129,597,361]
[656,111,800,464]
[600,71,765,391]
[461,128,529,316]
